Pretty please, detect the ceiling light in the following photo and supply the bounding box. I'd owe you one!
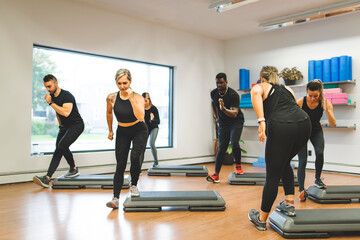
[209,0,259,13]
[259,0,360,30]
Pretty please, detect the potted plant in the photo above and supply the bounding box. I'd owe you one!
[215,139,247,165]
[280,67,303,85]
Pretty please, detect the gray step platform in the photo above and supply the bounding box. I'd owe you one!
[269,208,360,238]
[307,185,360,203]
[52,174,131,189]
[147,165,208,177]
[123,190,226,212]
[228,172,299,186]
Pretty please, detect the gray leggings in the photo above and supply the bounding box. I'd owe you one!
[139,127,159,166]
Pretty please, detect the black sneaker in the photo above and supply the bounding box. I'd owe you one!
[248,209,267,231]
[276,201,296,216]
[64,167,80,178]
[33,175,50,188]
[315,178,327,189]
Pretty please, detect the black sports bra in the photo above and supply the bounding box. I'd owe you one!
[113,92,137,123]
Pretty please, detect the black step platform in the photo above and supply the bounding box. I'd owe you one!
[307,185,360,203]
[123,190,226,212]
[147,165,208,177]
[228,172,299,185]
[52,174,131,189]
[269,208,360,238]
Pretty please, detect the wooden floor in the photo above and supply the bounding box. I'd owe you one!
[1,163,360,240]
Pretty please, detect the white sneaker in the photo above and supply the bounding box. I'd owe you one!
[130,185,140,197]
[106,197,119,209]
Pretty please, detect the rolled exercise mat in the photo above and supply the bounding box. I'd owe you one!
[322,59,331,82]
[315,60,323,80]
[239,69,249,89]
[339,55,349,81]
[348,56,352,81]
[308,60,315,81]
[331,57,339,82]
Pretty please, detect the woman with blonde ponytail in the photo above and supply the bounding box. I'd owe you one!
[248,66,311,231]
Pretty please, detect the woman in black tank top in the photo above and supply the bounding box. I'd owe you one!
[105,69,148,209]
[296,80,336,201]
[248,66,311,231]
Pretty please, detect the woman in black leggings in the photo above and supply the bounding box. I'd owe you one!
[105,69,148,209]
[297,79,336,201]
[248,66,311,231]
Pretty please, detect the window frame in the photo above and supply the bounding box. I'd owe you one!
[32,44,174,155]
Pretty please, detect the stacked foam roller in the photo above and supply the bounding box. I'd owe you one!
[308,55,352,82]
[323,87,349,105]
[253,157,266,167]
[239,93,252,108]
[239,69,250,89]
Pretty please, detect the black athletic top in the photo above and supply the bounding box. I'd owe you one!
[144,106,160,133]
[301,96,323,131]
[211,87,244,127]
[263,85,308,123]
[51,89,83,126]
[113,92,137,123]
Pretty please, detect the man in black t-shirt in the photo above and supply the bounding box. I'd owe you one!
[33,74,84,188]
[207,73,245,183]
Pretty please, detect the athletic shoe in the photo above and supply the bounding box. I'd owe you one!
[106,198,119,209]
[64,167,80,178]
[130,185,140,197]
[276,201,296,216]
[248,209,267,231]
[315,178,327,189]
[299,190,308,202]
[235,165,244,174]
[153,161,159,168]
[33,175,50,188]
[206,173,220,183]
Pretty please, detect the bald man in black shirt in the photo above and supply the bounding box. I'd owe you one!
[207,72,245,183]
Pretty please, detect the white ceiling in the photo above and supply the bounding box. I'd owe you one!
[69,0,345,40]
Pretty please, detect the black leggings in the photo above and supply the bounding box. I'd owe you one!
[261,119,311,213]
[215,121,244,174]
[113,122,148,198]
[297,128,324,192]
[47,122,84,178]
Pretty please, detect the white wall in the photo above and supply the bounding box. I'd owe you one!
[225,13,360,174]
[0,0,224,183]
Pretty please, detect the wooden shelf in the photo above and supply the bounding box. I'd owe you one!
[237,89,251,92]
[323,79,356,85]
[322,123,356,130]
[333,102,356,108]
[245,123,356,130]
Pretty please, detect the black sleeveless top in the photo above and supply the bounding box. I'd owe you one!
[263,85,308,123]
[301,96,323,131]
[113,92,137,123]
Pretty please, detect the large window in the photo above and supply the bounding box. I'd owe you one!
[31,45,173,155]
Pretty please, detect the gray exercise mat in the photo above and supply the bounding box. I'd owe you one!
[147,165,208,176]
[269,208,360,238]
[228,172,299,185]
[307,185,360,203]
[123,190,226,212]
[52,174,131,189]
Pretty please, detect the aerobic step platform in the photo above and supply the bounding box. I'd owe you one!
[147,165,208,177]
[228,172,299,186]
[123,190,226,212]
[307,185,360,204]
[52,174,131,189]
[269,208,360,238]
